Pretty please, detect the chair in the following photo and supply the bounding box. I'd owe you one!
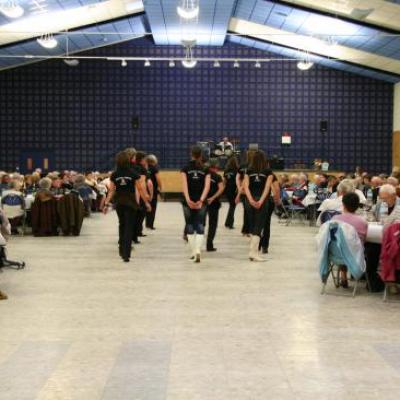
[281,189,307,226]
[319,210,342,225]
[0,211,25,270]
[31,193,58,236]
[57,192,85,236]
[318,221,366,297]
[1,192,26,235]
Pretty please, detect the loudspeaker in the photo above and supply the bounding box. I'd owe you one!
[132,116,140,130]
[320,119,328,133]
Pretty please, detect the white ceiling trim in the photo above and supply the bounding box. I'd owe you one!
[229,17,400,76]
[0,0,144,46]
[282,0,400,32]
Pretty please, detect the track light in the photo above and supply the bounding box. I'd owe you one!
[37,34,58,49]
[144,59,151,67]
[233,60,240,68]
[64,59,79,67]
[182,59,197,68]
[255,61,261,68]
[297,61,313,70]
[169,60,176,68]
[213,60,220,68]
[0,0,24,18]
[121,59,127,67]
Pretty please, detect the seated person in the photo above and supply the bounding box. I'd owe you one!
[218,137,233,152]
[292,173,308,206]
[318,179,366,225]
[1,180,25,234]
[375,184,400,225]
[370,176,383,204]
[331,192,368,288]
[327,175,339,196]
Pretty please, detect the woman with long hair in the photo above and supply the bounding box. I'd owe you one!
[224,156,239,229]
[259,157,280,254]
[243,150,274,262]
[104,151,151,262]
[181,146,211,263]
[236,150,256,236]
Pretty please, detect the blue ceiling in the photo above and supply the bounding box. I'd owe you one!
[0,0,398,83]
[143,0,237,45]
[0,14,147,69]
[0,0,103,25]
[233,0,400,60]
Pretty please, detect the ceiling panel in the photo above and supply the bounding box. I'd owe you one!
[143,0,237,45]
[0,13,146,70]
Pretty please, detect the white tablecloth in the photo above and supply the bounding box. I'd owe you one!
[366,223,383,244]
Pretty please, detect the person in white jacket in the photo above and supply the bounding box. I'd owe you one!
[0,209,11,300]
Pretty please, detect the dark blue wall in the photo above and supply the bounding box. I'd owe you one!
[0,38,394,173]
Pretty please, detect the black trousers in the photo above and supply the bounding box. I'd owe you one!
[135,207,146,237]
[225,196,236,228]
[260,199,275,250]
[241,195,251,234]
[146,197,158,228]
[364,243,384,292]
[207,203,220,249]
[116,204,136,260]
[245,199,268,237]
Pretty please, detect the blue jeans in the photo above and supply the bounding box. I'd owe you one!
[182,203,206,234]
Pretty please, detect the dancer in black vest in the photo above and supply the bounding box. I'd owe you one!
[259,161,280,254]
[237,150,256,236]
[132,151,150,239]
[243,150,274,262]
[181,146,210,263]
[206,159,225,251]
[224,156,239,229]
[145,154,162,230]
[104,151,151,262]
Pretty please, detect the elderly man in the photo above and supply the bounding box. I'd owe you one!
[375,184,400,225]
[218,137,233,152]
[317,179,365,225]
[370,176,383,204]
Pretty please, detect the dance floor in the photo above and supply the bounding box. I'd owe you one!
[1,202,400,400]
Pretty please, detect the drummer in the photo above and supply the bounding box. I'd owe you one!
[218,137,233,153]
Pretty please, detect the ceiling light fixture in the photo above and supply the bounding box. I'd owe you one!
[177,0,199,20]
[233,60,240,68]
[144,59,151,67]
[255,61,261,68]
[297,60,314,71]
[121,59,127,67]
[182,59,197,68]
[169,60,176,68]
[37,33,58,49]
[64,59,79,67]
[0,0,24,19]
[213,60,220,67]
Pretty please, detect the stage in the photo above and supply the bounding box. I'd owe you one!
[159,169,345,194]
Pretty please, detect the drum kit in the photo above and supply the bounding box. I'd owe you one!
[196,139,241,169]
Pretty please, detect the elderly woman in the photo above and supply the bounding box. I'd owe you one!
[31,178,58,236]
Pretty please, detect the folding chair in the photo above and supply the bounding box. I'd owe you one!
[0,246,25,270]
[1,193,26,236]
[319,222,366,298]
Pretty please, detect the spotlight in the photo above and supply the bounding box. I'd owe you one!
[233,60,240,68]
[144,59,151,67]
[121,59,128,67]
[64,59,79,67]
[0,1,24,18]
[169,60,176,68]
[177,4,199,19]
[213,60,220,68]
[182,59,197,68]
[297,61,313,70]
[37,34,58,49]
[255,61,261,68]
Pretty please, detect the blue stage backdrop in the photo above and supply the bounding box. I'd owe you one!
[0,38,394,173]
